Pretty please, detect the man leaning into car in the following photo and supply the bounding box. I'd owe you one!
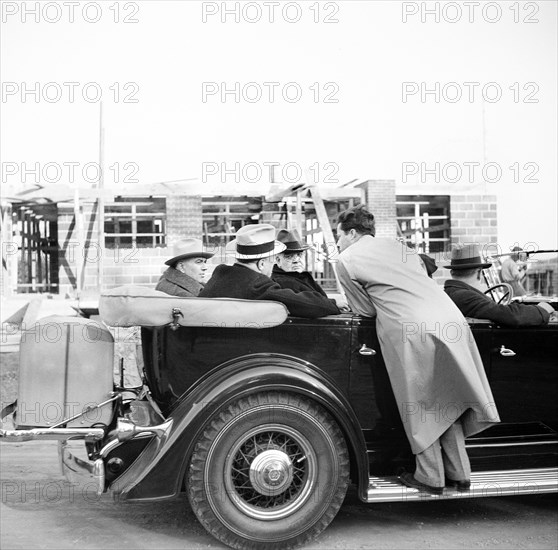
[335,204,500,495]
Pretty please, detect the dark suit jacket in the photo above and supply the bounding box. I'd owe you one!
[444,279,550,327]
[200,264,340,318]
[155,267,203,297]
[271,266,329,296]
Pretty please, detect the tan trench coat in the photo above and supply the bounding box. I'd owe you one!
[338,236,500,454]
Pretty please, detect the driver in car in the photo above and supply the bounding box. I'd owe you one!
[444,244,555,326]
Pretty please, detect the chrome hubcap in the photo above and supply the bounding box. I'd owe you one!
[249,449,293,496]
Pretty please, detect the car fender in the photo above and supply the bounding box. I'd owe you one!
[111,353,369,502]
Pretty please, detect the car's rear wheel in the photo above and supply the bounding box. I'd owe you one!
[187,392,350,550]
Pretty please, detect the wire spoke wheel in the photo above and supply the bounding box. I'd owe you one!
[187,392,349,550]
[225,425,316,520]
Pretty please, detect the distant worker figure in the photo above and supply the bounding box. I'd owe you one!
[444,244,555,326]
[335,205,500,495]
[156,238,214,297]
[201,224,340,318]
[500,246,528,297]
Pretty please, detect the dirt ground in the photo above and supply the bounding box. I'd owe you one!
[1,352,557,550]
[1,441,557,550]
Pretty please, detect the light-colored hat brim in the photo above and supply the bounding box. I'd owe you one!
[236,241,286,260]
[165,251,214,266]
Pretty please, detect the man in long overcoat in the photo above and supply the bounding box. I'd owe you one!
[336,205,500,494]
[201,224,340,318]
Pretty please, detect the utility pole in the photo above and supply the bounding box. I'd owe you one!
[97,102,105,291]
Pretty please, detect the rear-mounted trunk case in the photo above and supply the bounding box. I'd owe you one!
[16,316,115,429]
[0,287,290,496]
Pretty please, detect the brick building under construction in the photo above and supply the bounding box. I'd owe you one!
[1,178,555,300]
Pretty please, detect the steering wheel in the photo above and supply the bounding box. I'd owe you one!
[484,283,514,306]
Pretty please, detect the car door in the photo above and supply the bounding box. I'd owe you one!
[487,324,558,429]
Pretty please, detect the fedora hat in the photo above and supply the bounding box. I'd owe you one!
[165,238,214,266]
[445,243,492,270]
[235,224,286,260]
[276,229,311,253]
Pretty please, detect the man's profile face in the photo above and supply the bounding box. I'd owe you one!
[336,224,353,252]
[259,256,275,277]
[177,257,209,283]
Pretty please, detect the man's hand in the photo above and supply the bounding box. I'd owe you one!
[334,296,351,312]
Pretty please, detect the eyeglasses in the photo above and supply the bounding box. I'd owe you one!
[282,252,304,261]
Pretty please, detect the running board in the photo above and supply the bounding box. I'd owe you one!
[364,468,558,502]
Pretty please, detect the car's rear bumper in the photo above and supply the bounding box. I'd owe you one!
[59,441,105,496]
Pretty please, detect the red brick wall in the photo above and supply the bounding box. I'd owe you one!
[450,195,498,246]
[166,195,203,243]
[357,180,397,238]
[57,195,203,296]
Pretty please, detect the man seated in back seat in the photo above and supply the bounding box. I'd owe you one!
[444,244,555,326]
[156,238,214,297]
[200,224,340,319]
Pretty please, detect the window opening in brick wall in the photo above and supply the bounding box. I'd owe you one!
[104,197,166,248]
[396,195,450,253]
[202,196,262,248]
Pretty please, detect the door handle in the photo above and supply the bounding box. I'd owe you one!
[359,344,376,356]
[499,345,516,357]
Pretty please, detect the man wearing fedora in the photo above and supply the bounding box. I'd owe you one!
[444,244,554,326]
[200,224,340,318]
[272,229,332,297]
[156,238,215,297]
[335,205,500,495]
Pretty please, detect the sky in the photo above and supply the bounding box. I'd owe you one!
[1,0,557,248]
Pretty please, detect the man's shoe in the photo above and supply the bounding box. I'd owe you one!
[399,472,444,495]
[445,477,471,491]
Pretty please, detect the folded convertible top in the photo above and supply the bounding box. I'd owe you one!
[99,285,289,329]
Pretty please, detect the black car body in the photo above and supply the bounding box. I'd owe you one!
[1,288,557,550]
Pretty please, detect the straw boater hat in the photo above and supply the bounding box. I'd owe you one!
[276,229,311,253]
[165,238,214,266]
[444,243,492,270]
[235,224,286,260]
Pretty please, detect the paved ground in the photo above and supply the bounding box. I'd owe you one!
[1,441,556,550]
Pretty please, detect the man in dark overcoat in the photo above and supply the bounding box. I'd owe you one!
[200,224,340,318]
[156,238,214,297]
[336,205,500,495]
[444,244,555,326]
[271,229,334,294]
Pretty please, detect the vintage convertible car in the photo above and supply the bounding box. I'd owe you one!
[1,285,557,550]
